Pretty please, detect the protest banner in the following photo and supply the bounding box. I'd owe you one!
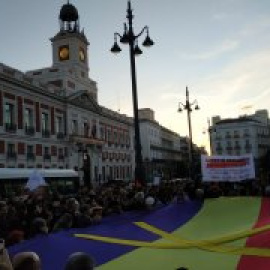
[201,154,255,182]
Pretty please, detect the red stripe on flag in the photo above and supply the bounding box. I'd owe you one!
[237,198,270,270]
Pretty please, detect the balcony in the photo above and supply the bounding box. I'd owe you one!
[7,152,17,160]
[225,135,232,139]
[243,133,250,138]
[25,125,35,136]
[27,153,36,161]
[58,155,65,161]
[245,144,252,150]
[43,154,51,162]
[57,132,65,139]
[226,146,233,150]
[5,123,17,133]
[42,129,50,138]
[234,145,241,150]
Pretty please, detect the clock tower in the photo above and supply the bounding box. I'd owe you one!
[26,1,98,100]
[51,1,89,73]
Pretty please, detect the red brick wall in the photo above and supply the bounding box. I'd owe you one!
[36,144,42,156]
[35,102,40,132]
[17,96,23,129]
[51,107,55,135]
[18,142,25,155]
[0,91,3,126]
[0,141,5,153]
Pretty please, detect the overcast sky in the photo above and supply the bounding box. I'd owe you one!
[1,0,270,150]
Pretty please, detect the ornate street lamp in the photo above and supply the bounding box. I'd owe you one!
[110,1,154,186]
[178,86,200,183]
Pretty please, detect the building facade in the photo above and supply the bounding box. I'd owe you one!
[0,2,134,185]
[209,110,270,159]
[0,2,196,185]
[138,108,184,180]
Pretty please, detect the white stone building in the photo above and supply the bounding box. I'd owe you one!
[138,108,183,180]
[209,110,270,159]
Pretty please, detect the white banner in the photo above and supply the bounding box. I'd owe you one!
[201,154,255,182]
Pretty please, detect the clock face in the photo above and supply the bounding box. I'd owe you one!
[79,48,86,62]
[59,46,69,61]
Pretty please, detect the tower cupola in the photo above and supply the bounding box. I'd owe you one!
[59,1,80,32]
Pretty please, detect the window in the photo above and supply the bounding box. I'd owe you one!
[7,143,15,154]
[114,130,118,144]
[41,112,49,131]
[44,146,51,161]
[44,147,50,155]
[234,130,239,138]
[243,129,250,138]
[83,122,89,137]
[25,108,34,127]
[5,103,16,132]
[225,131,231,139]
[5,103,15,124]
[72,119,78,135]
[27,145,34,154]
[56,116,63,133]
[24,108,35,135]
[41,112,50,137]
[27,145,35,160]
[7,143,16,160]
[56,116,64,139]
[100,126,105,140]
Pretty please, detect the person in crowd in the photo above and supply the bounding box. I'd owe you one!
[75,204,93,228]
[5,230,24,247]
[0,240,13,270]
[12,252,41,270]
[30,218,49,238]
[52,213,73,232]
[65,252,95,270]
[0,202,9,241]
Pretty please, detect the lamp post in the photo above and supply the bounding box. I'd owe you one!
[178,86,200,183]
[110,1,154,186]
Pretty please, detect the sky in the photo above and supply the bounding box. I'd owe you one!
[1,0,270,151]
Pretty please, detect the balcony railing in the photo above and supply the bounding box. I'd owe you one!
[43,154,51,161]
[5,123,17,133]
[58,155,65,161]
[226,146,233,150]
[42,129,50,138]
[57,132,65,139]
[7,152,17,160]
[25,125,35,136]
[27,153,36,161]
[245,144,252,149]
[234,145,241,150]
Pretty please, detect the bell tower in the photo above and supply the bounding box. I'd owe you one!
[50,1,89,73]
[27,1,98,101]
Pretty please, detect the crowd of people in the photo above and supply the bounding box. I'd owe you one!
[0,180,193,246]
[0,178,263,269]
